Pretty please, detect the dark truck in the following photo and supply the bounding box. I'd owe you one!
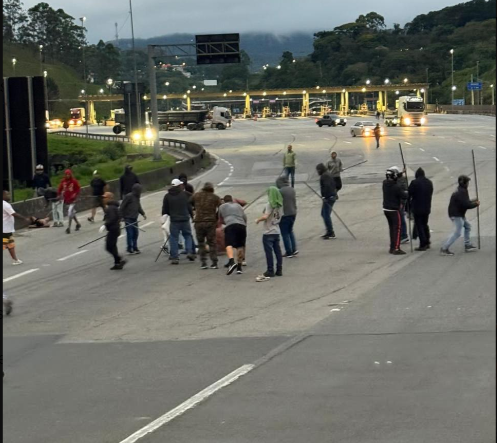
[156,110,208,131]
[315,114,347,127]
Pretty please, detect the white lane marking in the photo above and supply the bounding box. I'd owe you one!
[478,146,487,150]
[57,250,88,262]
[330,308,341,312]
[3,268,40,283]
[324,137,330,140]
[433,157,440,162]
[344,141,351,144]
[388,137,396,140]
[119,364,255,443]
[490,135,495,138]
[419,148,425,152]
[404,142,412,145]
[458,140,466,143]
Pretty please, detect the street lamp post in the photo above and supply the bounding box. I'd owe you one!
[491,84,495,106]
[107,78,114,117]
[80,16,88,137]
[39,45,43,75]
[12,58,16,76]
[129,0,141,130]
[43,70,49,118]
[450,49,454,110]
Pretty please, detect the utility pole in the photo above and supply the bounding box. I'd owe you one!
[129,0,141,130]
[471,74,474,106]
[115,22,119,47]
[148,45,160,161]
[80,17,89,137]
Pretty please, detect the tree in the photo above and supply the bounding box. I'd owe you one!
[86,40,121,83]
[3,0,26,42]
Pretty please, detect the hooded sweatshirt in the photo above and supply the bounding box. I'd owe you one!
[58,169,80,204]
[104,200,121,231]
[382,179,407,211]
[316,163,336,199]
[326,157,343,178]
[162,185,192,222]
[120,166,140,199]
[448,185,478,218]
[262,187,283,235]
[276,176,297,216]
[408,168,433,215]
[119,184,145,219]
[191,184,221,223]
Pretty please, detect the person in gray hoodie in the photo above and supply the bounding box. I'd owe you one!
[119,183,146,254]
[276,176,298,257]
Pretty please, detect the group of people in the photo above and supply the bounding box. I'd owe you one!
[382,166,480,255]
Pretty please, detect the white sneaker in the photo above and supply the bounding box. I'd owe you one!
[12,259,23,265]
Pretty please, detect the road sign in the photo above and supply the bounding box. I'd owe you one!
[452,99,465,106]
[467,82,482,91]
[195,34,240,65]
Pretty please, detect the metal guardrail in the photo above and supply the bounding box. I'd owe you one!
[50,130,199,153]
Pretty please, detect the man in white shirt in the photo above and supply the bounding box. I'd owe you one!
[3,190,29,265]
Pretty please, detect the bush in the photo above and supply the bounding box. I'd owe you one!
[102,142,126,161]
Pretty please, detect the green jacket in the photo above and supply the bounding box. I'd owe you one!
[283,151,296,168]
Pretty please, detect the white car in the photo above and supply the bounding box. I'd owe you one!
[350,121,385,137]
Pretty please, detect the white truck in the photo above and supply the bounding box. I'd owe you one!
[387,96,426,127]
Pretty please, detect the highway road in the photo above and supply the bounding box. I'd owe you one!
[4,114,496,442]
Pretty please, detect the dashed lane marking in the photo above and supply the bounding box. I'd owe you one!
[3,268,40,283]
[344,141,351,144]
[478,146,487,150]
[433,157,440,162]
[419,148,425,152]
[119,364,255,443]
[458,140,466,143]
[404,142,412,145]
[57,250,88,262]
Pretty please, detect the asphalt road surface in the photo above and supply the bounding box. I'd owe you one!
[4,114,496,442]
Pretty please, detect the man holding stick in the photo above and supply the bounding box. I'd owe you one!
[316,163,337,239]
[102,192,127,270]
[440,175,479,256]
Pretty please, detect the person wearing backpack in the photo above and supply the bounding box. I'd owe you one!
[255,186,284,281]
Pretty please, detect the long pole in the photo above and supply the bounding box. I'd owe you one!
[130,0,141,129]
[399,143,413,252]
[342,160,368,172]
[27,77,38,177]
[451,51,454,111]
[471,150,481,250]
[304,181,357,240]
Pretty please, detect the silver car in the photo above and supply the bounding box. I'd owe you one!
[350,121,385,137]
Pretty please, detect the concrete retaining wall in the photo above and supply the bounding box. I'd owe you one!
[12,138,211,229]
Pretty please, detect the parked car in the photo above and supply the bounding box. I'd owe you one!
[316,114,347,127]
[350,121,385,137]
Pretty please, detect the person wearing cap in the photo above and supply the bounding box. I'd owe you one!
[88,170,107,223]
[383,167,408,255]
[408,168,433,251]
[162,179,196,264]
[102,192,127,270]
[119,165,140,200]
[326,152,343,198]
[32,164,51,198]
[190,182,222,269]
[57,169,81,234]
[440,175,480,256]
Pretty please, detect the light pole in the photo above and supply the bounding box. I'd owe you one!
[12,58,16,76]
[107,78,114,116]
[80,17,88,136]
[491,84,495,106]
[450,49,454,109]
[43,70,49,117]
[129,0,141,130]
[39,45,43,75]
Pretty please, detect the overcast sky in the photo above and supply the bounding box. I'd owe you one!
[22,0,466,43]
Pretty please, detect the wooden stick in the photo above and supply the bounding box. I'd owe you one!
[471,150,481,249]
[399,143,413,252]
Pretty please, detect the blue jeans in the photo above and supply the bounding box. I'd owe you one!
[284,167,295,187]
[124,218,139,251]
[170,220,194,259]
[262,234,282,274]
[442,217,471,250]
[280,215,297,255]
[321,197,336,235]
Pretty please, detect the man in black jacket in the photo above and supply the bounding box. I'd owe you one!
[316,163,337,239]
[440,175,480,256]
[162,179,196,264]
[119,184,146,254]
[383,167,408,255]
[32,164,51,197]
[408,168,433,251]
[103,192,126,270]
[119,165,140,200]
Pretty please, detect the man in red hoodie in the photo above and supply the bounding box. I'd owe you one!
[58,169,81,234]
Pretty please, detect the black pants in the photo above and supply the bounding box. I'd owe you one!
[333,177,342,192]
[375,136,380,148]
[384,210,401,251]
[413,214,430,247]
[106,229,121,264]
